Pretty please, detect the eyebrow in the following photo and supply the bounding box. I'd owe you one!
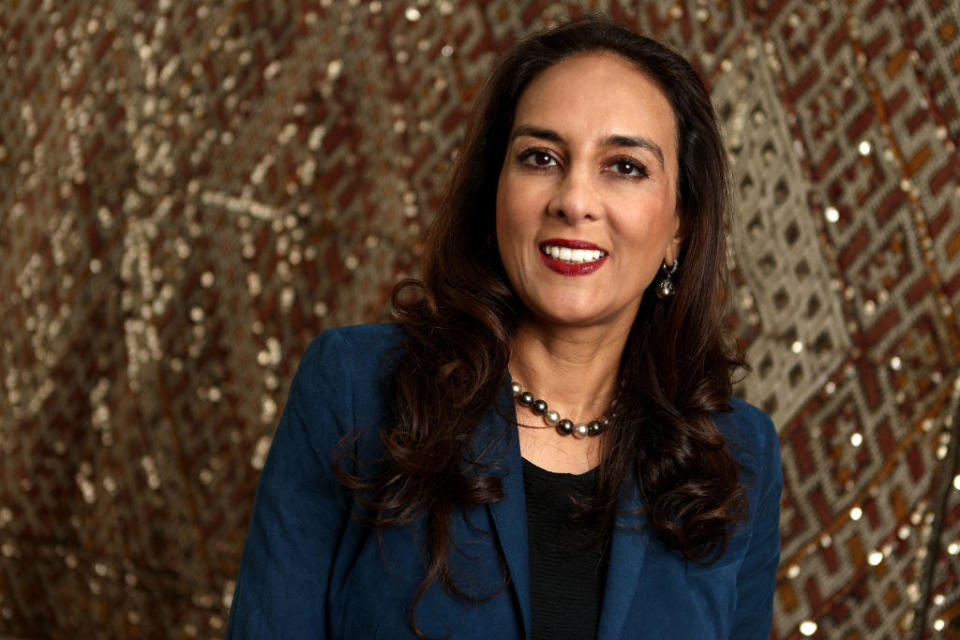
[510,125,665,169]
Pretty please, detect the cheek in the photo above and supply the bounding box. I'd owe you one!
[494,172,510,232]
[616,196,678,249]
[647,185,680,243]
[494,180,520,269]
[494,184,508,237]
[495,175,533,240]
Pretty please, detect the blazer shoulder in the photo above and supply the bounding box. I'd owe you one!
[325,321,407,348]
[287,323,406,437]
[727,396,776,435]
[714,396,779,475]
[299,322,406,380]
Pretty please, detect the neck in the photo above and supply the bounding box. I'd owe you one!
[508,317,630,423]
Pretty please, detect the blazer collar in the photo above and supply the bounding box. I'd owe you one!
[478,376,533,637]
[597,479,650,640]
[477,376,651,640]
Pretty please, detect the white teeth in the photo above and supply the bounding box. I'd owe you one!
[542,245,606,264]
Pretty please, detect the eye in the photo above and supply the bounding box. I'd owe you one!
[519,149,558,168]
[609,158,648,178]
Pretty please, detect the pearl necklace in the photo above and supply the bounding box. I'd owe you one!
[510,381,608,438]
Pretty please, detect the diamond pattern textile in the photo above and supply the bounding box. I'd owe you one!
[2,1,959,638]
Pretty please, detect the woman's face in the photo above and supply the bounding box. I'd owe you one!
[495,52,682,332]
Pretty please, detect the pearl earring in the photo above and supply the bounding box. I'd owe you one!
[655,258,679,299]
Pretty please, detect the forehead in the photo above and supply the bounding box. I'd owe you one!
[512,52,678,162]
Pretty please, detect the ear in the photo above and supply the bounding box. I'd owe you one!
[663,211,685,266]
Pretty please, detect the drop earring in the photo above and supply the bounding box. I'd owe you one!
[655,258,679,299]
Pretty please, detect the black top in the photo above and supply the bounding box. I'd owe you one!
[523,459,610,640]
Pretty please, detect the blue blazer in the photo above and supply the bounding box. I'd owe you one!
[227,324,782,639]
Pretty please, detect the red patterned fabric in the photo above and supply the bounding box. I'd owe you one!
[1,1,958,638]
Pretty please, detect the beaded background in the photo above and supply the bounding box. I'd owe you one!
[1,0,959,638]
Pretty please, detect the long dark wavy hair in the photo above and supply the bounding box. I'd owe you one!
[335,15,747,635]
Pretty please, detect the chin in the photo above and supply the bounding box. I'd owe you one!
[525,304,620,330]
[512,283,638,330]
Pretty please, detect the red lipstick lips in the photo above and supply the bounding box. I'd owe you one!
[538,238,608,276]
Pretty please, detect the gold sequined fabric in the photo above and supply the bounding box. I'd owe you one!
[2,1,959,638]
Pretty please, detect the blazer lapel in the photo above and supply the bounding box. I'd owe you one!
[475,378,653,640]
[477,378,532,638]
[597,481,650,640]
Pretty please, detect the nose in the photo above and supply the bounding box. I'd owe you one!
[547,165,600,224]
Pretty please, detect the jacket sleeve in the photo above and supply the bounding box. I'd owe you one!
[729,412,783,640]
[226,330,354,639]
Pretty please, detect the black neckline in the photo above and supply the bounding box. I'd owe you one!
[522,457,599,485]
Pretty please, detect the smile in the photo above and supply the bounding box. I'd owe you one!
[540,245,607,263]
[538,240,608,276]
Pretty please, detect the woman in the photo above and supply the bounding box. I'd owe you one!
[227,17,781,640]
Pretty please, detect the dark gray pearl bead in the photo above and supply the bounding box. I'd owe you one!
[588,421,602,436]
[656,277,675,299]
[557,419,574,435]
[532,399,547,415]
[511,382,522,396]
[519,392,534,406]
